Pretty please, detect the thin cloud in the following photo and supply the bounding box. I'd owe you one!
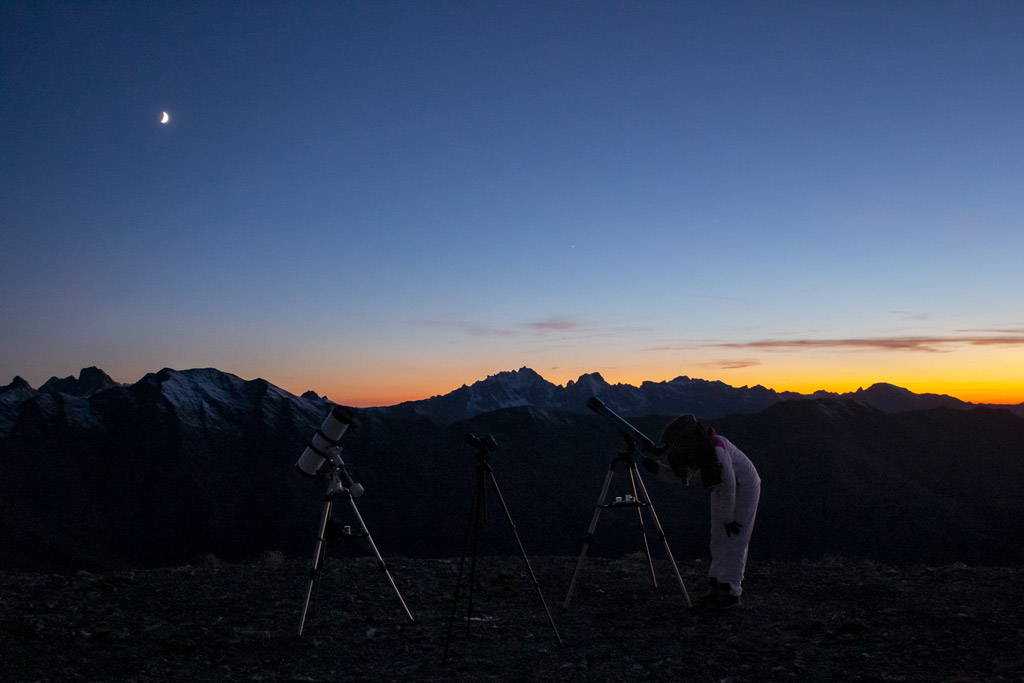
[412,318,518,338]
[704,359,762,370]
[413,315,604,340]
[647,343,703,352]
[525,318,583,332]
[465,325,519,338]
[893,310,932,321]
[970,327,1024,335]
[711,333,1024,353]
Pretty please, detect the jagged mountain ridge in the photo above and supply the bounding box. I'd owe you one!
[378,367,799,424]
[2,366,1023,571]
[376,366,1022,423]
[0,367,332,570]
[5,366,1020,428]
[38,366,122,397]
[1,367,328,439]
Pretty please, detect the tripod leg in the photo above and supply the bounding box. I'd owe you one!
[443,465,486,664]
[298,498,333,636]
[464,465,486,636]
[485,466,564,647]
[563,462,616,610]
[629,465,658,589]
[634,473,692,608]
[343,493,415,622]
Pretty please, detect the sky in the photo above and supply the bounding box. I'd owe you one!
[2,1,1023,407]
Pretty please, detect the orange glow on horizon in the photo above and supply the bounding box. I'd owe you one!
[288,377,461,409]
[292,372,1023,409]
[267,333,1024,408]
[268,343,1024,409]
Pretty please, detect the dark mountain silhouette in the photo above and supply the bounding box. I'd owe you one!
[1,366,1022,571]
[37,366,122,397]
[843,382,979,413]
[384,367,805,424]
[380,366,1023,423]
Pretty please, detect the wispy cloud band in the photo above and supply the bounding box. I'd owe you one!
[413,315,595,339]
[710,332,1024,353]
[413,315,653,342]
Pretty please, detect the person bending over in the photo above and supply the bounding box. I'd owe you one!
[646,414,760,608]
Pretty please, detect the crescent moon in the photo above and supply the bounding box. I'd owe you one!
[160,111,170,124]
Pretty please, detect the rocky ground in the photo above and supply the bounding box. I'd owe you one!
[2,553,1022,683]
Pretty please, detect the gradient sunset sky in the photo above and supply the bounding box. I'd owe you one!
[3,2,1022,407]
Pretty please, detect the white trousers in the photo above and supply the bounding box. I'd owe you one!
[708,478,760,596]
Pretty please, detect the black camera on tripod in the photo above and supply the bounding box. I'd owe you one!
[466,432,497,452]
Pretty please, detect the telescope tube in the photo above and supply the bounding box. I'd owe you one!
[586,396,659,454]
[295,405,355,476]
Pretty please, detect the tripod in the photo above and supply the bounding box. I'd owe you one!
[297,447,414,636]
[443,434,563,663]
[563,446,692,610]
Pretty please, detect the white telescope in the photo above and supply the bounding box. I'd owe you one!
[295,405,355,476]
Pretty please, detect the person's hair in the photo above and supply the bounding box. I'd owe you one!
[659,414,722,488]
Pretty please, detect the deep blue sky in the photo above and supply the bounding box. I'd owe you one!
[3,1,1023,406]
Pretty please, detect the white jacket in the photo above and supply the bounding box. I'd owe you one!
[708,436,760,523]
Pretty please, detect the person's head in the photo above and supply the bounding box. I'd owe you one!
[658,414,721,487]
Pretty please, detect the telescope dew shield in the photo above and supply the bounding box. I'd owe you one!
[295,405,355,476]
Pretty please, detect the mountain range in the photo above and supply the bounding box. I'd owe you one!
[2,366,1022,571]
[377,365,1024,422]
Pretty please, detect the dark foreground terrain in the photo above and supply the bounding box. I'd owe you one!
[3,555,1022,683]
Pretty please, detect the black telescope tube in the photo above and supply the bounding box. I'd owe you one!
[587,396,658,453]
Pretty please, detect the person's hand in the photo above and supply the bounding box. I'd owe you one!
[641,457,660,475]
[724,520,742,537]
